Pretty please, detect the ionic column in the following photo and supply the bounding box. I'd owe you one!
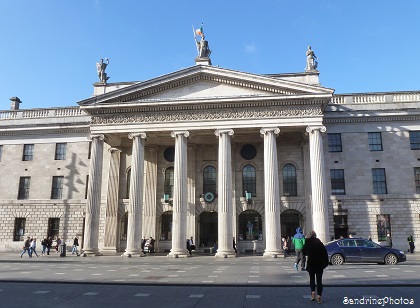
[215,129,236,258]
[124,132,146,257]
[260,127,282,257]
[103,147,122,251]
[142,147,158,241]
[306,126,330,244]
[168,131,189,257]
[83,134,105,256]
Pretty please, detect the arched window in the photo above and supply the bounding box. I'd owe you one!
[238,210,262,241]
[242,164,256,197]
[203,166,216,195]
[126,169,131,199]
[164,167,174,198]
[283,163,297,196]
[160,211,173,241]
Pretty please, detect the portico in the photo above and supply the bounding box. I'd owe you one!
[78,64,334,256]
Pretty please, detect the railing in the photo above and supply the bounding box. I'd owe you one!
[0,107,86,120]
[331,91,420,105]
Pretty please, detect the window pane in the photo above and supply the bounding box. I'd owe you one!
[203,166,216,195]
[377,214,391,241]
[368,132,383,151]
[51,176,64,199]
[414,168,420,194]
[330,169,345,195]
[55,143,67,160]
[14,218,26,241]
[409,131,420,150]
[282,163,297,196]
[18,177,30,199]
[164,167,174,198]
[242,165,256,197]
[328,133,342,152]
[48,218,60,238]
[22,144,34,161]
[372,168,387,194]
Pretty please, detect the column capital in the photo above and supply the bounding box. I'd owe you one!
[306,126,326,134]
[171,131,189,138]
[260,127,280,136]
[108,147,122,154]
[214,129,234,138]
[128,132,147,140]
[89,134,105,141]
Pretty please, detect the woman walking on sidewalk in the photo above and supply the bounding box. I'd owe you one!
[303,231,328,304]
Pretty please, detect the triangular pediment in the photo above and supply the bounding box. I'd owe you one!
[78,65,334,108]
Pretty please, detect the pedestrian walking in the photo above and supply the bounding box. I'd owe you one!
[20,237,31,258]
[407,235,415,253]
[281,235,289,258]
[302,231,328,304]
[71,237,79,255]
[292,227,306,271]
[46,237,52,255]
[30,238,39,257]
[233,237,237,254]
[41,238,47,255]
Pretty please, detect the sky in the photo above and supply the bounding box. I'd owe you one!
[0,0,419,110]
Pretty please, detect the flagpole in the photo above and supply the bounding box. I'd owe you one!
[192,25,199,55]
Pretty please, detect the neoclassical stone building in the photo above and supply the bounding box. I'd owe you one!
[1,51,419,256]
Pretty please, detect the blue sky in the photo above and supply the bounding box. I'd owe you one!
[1,1,419,109]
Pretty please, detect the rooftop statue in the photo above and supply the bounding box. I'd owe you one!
[96,58,110,83]
[193,23,211,58]
[305,46,318,72]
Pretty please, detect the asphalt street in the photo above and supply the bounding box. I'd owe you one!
[1,251,419,307]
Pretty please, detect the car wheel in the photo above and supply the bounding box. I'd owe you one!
[331,254,344,265]
[385,253,398,265]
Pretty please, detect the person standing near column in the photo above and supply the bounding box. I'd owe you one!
[303,231,328,304]
[292,227,306,271]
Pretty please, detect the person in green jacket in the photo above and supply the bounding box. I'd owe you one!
[292,227,306,271]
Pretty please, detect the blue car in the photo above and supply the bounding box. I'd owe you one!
[325,238,406,265]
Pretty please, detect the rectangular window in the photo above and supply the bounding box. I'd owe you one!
[48,218,60,238]
[14,218,26,241]
[414,167,420,194]
[0,145,3,161]
[328,133,342,152]
[18,177,31,199]
[330,169,346,195]
[51,176,64,199]
[377,214,391,242]
[22,144,34,161]
[409,131,420,150]
[368,132,383,151]
[55,143,67,160]
[372,168,387,194]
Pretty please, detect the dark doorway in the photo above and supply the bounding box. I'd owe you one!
[200,212,218,247]
[281,210,303,251]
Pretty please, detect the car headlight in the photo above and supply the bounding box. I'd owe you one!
[399,251,405,255]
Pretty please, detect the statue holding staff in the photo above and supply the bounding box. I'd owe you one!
[192,23,211,58]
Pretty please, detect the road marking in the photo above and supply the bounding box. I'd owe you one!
[403,271,415,273]
[55,273,66,275]
[333,275,346,277]
[107,270,116,272]
[249,275,260,278]
[91,273,101,276]
[248,281,260,283]
[83,292,98,296]
[291,276,303,278]
[113,279,125,282]
[135,294,150,297]
[202,280,214,283]
[168,275,178,277]
[189,294,204,298]
[128,274,139,277]
[208,275,218,277]
[375,275,388,277]
[246,295,260,299]
[34,291,50,294]
[364,271,376,272]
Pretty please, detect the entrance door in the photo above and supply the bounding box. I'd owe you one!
[281,210,303,252]
[199,212,218,247]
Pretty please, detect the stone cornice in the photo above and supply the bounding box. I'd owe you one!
[0,127,89,136]
[324,114,420,124]
[92,106,323,125]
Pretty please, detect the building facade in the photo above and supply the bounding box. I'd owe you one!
[1,56,419,256]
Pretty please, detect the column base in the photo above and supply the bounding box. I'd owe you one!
[80,249,102,257]
[215,250,237,258]
[122,251,145,258]
[167,249,190,258]
[263,251,282,258]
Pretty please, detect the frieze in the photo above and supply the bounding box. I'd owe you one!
[92,106,322,125]
[324,115,420,124]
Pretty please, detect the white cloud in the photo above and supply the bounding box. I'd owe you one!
[245,43,256,53]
